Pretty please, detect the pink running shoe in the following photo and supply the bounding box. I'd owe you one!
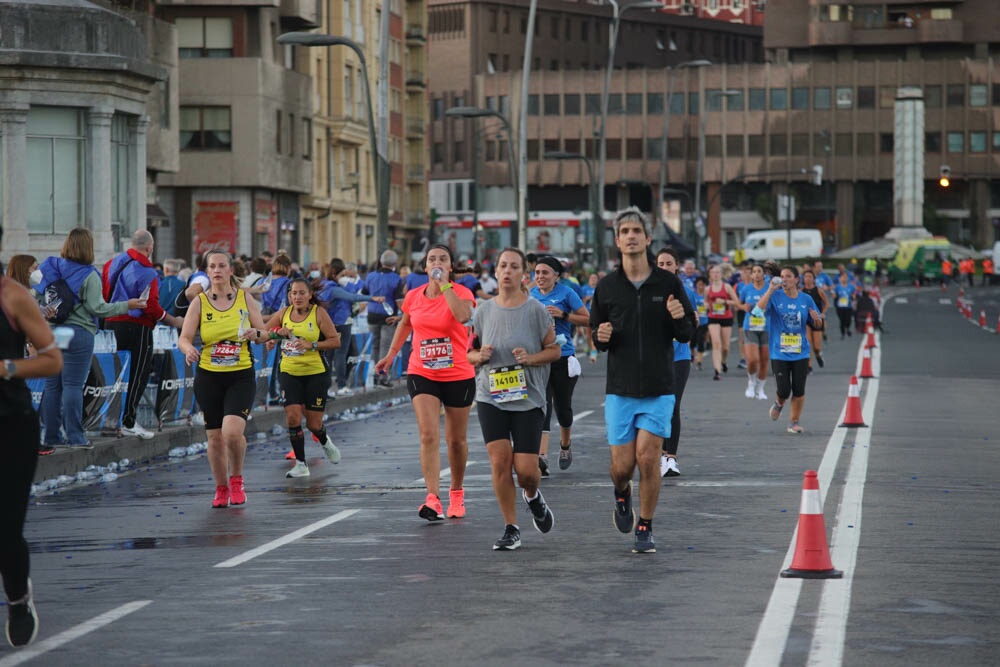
[418,493,444,521]
[212,485,230,509]
[229,476,247,506]
[446,489,466,518]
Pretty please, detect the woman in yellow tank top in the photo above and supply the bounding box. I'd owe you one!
[178,250,266,509]
[249,278,341,478]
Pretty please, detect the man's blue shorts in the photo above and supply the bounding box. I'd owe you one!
[604,394,675,445]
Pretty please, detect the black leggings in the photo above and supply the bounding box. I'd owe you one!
[771,358,809,400]
[693,324,709,353]
[543,355,578,432]
[0,408,39,602]
[836,307,853,336]
[663,359,691,456]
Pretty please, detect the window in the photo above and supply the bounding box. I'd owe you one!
[946,84,964,107]
[791,87,809,110]
[453,140,464,163]
[668,138,684,159]
[726,91,744,111]
[502,54,509,71]
[994,84,1000,106]
[924,85,942,109]
[705,135,722,157]
[791,133,809,156]
[879,133,893,153]
[485,141,496,162]
[275,110,282,153]
[581,21,589,41]
[626,139,643,159]
[499,95,510,117]
[177,17,233,58]
[26,107,85,233]
[814,132,830,157]
[879,86,897,109]
[993,132,1000,151]
[769,134,787,155]
[288,113,295,157]
[488,9,497,32]
[646,93,663,114]
[345,69,354,118]
[432,142,443,163]
[835,133,852,157]
[969,85,987,107]
[527,94,539,115]
[688,92,700,114]
[585,94,601,115]
[647,139,662,160]
[749,88,766,111]
[564,94,580,115]
[544,138,560,155]
[180,106,231,150]
[302,118,312,159]
[925,132,941,152]
[503,10,510,33]
[669,93,684,115]
[969,131,986,153]
[770,88,787,111]
[930,8,952,19]
[856,133,874,155]
[606,139,621,160]
[814,87,831,110]
[835,86,853,109]
[564,138,580,154]
[527,140,539,161]
[726,135,744,156]
[110,115,130,237]
[487,53,497,74]
[485,96,495,110]
[748,135,765,156]
[608,94,623,114]
[706,89,723,112]
[857,86,875,109]
[946,132,963,153]
[551,16,559,39]
[626,93,643,115]
[543,94,560,115]
[432,98,444,120]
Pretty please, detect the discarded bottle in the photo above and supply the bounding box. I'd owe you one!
[429,267,444,281]
[100,472,118,483]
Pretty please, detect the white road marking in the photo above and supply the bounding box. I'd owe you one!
[0,600,152,667]
[575,410,594,421]
[937,298,951,305]
[214,509,359,568]
[895,297,908,303]
[410,461,478,486]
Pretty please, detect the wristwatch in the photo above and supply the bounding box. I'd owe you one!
[311,341,318,351]
[561,311,569,321]
[1,359,15,380]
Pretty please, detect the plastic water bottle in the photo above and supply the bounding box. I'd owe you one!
[382,301,394,316]
[139,284,151,302]
[751,306,765,318]
[771,276,783,287]
[430,267,444,281]
[237,310,250,339]
[101,472,118,483]
[259,274,273,292]
[555,333,568,346]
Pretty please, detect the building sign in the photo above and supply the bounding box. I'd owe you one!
[193,200,239,256]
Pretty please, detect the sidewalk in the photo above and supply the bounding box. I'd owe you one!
[35,382,410,482]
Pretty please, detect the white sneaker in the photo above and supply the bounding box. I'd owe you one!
[660,454,670,478]
[745,377,756,398]
[336,387,354,397]
[664,457,680,477]
[286,461,310,478]
[755,380,768,401]
[321,436,341,464]
[191,412,205,426]
[122,423,154,440]
[327,388,338,399]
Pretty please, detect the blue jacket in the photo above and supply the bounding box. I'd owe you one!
[262,276,291,314]
[104,250,159,319]
[364,270,403,319]
[37,256,95,301]
[317,280,372,326]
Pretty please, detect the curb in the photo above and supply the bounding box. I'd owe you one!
[35,383,410,482]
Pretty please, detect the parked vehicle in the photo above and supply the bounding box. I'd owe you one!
[887,237,951,284]
[732,229,823,263]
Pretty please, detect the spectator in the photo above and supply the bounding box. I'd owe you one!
[317,258,383,396]
[37,229,145,452]
[103,230,184,440]
[364,249,405,386]
[261,254,292,315]
[5,255,37,291]
[158,259,185,316]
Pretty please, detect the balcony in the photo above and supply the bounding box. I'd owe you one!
[807,21,853,46]
[918,18,962,43]
[406,210,426,226]
[405,24,426,45]
[405,70,426,90]
[279,0,321,30]
[406,118,425,136]
[406,166,425,183]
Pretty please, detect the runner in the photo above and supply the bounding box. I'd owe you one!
[800,269,829,370]
[833,271,856,339]
[737,263,770,401]
[734,261,751,370]
[691,276,709,370]
[374,244,476,521]
[756,266,823,434]
[178,250,267,508]
[529,256,589,475]
[255,278,342,477]
[705,264,739,381]
[469,248,560,550]
[590,208,694,553]
[655,247,698,477]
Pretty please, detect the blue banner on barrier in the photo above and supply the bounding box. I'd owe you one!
[252,342,277,410]
[154,349,198,424]
[82,352,131,431]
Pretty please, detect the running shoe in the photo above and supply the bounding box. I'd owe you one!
[212,485,230,509]
[524,490,554,533]
[745,377,756,398]
[663,457,680,477]
[722,362,728,373]
[446,488,466,518]
[713,370,721,381]
[755,381,768,401]
[337,387,354,397]
[418,493,445,521]
[787,421,804,434]
[660,454,670,478]
[326,388,338,399]
[696,361,703,370]
[613,481,636,533]
[286,461,310,478]
[538,455,550,478]
[321,436,341,464]
[493,524,521,551]
[38,445,56,456]
[737,358,747,369]
[121,423,155,440]
[5,579,38,648]
[558,444,573,470]
[816,352,825,368]
[284,450,296,460]
[229,476,246,506]
[632,523,656,554]
[769,401,784,421]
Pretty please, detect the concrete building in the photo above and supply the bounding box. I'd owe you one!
[0,0,174,264]
[155,0,316,265]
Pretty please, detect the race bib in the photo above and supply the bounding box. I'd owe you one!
[779,333,802,355]
[837,296,849,308]
[696,303,707,317]
[748,314,766,331]
[210,341,242,367]
[281,339,305,357]
[712,300,727,314]
[420,337,454,370]
[488,365,527,403]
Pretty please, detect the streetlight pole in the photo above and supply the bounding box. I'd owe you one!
[596,0,661,269]
[277,32,390,250]
[694,87,739,268]
[544,150,597,267]
[446,106,520,247]
[517,0,539,254]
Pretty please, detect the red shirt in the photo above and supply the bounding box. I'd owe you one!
[402,283,476,381]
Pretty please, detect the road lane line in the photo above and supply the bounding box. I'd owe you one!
[575,409,594,421]
[214,509,359,568]
[410,461,478,486]
[0,600,152,667]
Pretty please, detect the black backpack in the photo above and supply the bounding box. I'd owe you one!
[43,279,78,324]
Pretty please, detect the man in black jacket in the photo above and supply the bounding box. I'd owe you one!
[590,208,694,553]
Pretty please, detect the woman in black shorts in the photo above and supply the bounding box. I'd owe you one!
[179,250,266,508]
[469,248,561,551]
[801,269,828,370]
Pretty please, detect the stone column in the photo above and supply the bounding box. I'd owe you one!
[87,106,114,260]
[0,101,28,260]
[129,115,149,235]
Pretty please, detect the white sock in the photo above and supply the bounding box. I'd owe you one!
[523,490,539,502]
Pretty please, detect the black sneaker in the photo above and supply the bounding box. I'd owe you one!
[538,455,550,478]
[558,444,573,470]
[722,362,728,373]
[613,481,636,533]
[524,491,554,534]
[632,524,656,553]
[5,580,38,648]
[493,524,521,551]
[816,352,825,368]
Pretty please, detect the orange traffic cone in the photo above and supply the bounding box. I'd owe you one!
[979,310,987,329]
[780,470,843,579]
[864,315,877,349]
[959,286,965,298]
[839,375,867,428]
[859,347,875,379]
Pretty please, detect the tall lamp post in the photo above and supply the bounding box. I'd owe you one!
[544,150,597,267]
[694,88,739,268]
[596,0,662,269]
[278,32,390,251]
[445,106,521,247]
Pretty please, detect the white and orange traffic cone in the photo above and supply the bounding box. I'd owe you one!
[959,286,965,298]
[859,347,875,379]
[979,310,987,329]
[864,315,877,349]
[780,470,843,579]
[839,375,868,428]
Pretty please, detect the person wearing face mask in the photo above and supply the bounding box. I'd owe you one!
[5,256,38,292]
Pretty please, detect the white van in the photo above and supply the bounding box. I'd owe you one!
[736,229,823,262]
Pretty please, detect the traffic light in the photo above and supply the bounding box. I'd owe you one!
[811,165,823,186]
[939,165,951,188]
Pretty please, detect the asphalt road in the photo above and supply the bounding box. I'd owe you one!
[4,283,998,666]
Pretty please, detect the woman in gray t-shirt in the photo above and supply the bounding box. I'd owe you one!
[468,248,560,551]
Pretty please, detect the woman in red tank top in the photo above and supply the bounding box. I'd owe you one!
[706,265,739,381]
